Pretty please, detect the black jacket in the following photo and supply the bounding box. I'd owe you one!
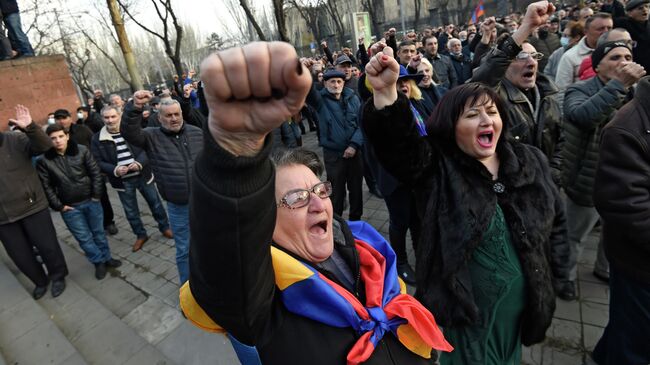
[594,76,650,284]
[68,123,95,148]
[362,94,569,346]
[472,38,564,186]
[0,123,52,224]
[189,131,434,364]
[120,102,203,205]
[614,17,650,72]
[90,126,153,190]
[36,142,104,211]
[0,0,19,15]
[79,112,104,134]
[562,76,631,206]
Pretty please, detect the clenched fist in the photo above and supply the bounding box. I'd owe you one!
[200,42,312,156]
[365,46,400,110]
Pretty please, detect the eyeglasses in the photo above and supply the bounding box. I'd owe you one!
[515,51,544,61]
[277,181,332,209]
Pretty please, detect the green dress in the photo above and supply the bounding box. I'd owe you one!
[439,205,526,365]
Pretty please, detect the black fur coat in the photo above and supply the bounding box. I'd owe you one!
[362,94,569,346]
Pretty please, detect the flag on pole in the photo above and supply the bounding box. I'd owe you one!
[470,0,485,24]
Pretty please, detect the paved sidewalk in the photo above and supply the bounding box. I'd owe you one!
[0,130,608,364]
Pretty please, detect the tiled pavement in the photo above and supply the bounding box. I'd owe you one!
[0,130,608,364]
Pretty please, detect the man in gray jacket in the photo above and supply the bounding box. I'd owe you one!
[0,105,68,299]
[561,40,645,296]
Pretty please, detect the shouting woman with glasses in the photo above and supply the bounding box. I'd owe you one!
[180,42,452,365]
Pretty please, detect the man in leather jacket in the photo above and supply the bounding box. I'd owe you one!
[36,124,121,280]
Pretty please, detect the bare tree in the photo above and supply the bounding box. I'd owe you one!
[117,0,185,78]
[360,0,384,39]
[272,0,289,42]
[287,0,326,44]
[239,0,267,41]
[413,0,421,31]
[321,0,347,48]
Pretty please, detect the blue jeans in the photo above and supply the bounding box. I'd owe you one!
[3,12,34,56]
[592,266,650,365]
[167,202,189,285]
[61,200,112,264]
[117,177,170,239]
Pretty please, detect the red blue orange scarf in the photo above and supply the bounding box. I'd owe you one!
[181,221,453,364]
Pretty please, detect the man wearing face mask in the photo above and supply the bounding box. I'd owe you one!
[303,68,363,222]
[76,106,103,133]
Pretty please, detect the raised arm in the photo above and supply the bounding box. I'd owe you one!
[188,41,312,344]
[120,92,151,149]
[8,105,53,155]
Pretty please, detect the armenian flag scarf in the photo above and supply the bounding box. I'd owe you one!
[181,221,453,364]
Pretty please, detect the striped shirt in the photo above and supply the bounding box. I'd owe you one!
[111,133,139,179]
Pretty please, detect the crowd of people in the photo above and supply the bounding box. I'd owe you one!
[1,0,649,364]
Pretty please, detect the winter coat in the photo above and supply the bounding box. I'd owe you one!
[448,53,473,85]
[561,76,631,207]
[307,86,363,154]
[425,53,458,89]
[120,102,203,205]
[472,40,564,185]
[614,17,650,72]
[362,94,569,346]
[188,132,435,365]
[0,0,19,15]
[0,123,52,225]
[36,142,104,211]
[78,112,104,134]
[67,123,94,148]
[594,76,650,284]
[90,126,153,190]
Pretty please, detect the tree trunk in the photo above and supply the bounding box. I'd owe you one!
[239,0,267,41]
[413,0,421,31]
[272,0,289,42]
[106,0,143,91]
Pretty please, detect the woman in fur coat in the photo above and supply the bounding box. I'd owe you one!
[361,32,569,364]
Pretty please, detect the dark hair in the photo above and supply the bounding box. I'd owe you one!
[45,123,67,136]
[426,82,509,150]
[271,148,324,178]
[423,36,437,45]
[398,40,416,50]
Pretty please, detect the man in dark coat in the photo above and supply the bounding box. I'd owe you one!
[423,36,458,89]
[561,40,645,294]
[0,105,68,299]
[54,108,119,236]
[592,75,650,365]
[614,0,650,71]
[121,94,203,285]
[76,106,104,133]
[91,105,173,253]
[305,69,364,221]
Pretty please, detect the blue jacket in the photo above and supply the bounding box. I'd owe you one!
[307,86,363,154]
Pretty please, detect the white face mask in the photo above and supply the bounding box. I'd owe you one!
[47,117,55,125]
[77,112,84,119]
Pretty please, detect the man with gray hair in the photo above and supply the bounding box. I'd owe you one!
[91,105,173,253]
[120,93,203,285]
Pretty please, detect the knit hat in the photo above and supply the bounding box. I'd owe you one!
[591,41,632,71]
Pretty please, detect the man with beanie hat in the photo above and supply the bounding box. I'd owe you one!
[614,0,650,71]
[561,40,645,296]
[334,54,359,94]
[303,66,364,221]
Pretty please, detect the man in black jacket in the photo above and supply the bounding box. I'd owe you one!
[91,105,173,253]
[121,95,203,285]
[36,124,121,280]
[562,40,645,293]
[54,108,119,236]
[0,105,68,299]
[592,75,650,365]
[614,0,650,71]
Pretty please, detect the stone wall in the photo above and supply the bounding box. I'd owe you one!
[0,55,80,131]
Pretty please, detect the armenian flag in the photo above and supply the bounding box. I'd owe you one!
[470,0,486,24]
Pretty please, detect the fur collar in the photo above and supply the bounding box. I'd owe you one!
[99,126,115,142]
[44,140,79,159]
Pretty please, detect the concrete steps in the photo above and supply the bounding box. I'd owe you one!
[0,210,238,364]
[0,258,86,365]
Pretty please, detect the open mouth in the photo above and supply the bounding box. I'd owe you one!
[400,86,409,94]
[477,130,494,148]
[309,219,328,236]
[522,70,535,81]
